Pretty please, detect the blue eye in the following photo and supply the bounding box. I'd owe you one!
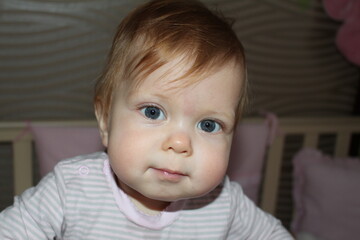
[140,106,165,120]
[198,119,221,133]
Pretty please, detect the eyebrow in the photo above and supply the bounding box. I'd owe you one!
[126,90,171,105]
[206,110,235,124]
[159,92,236,121]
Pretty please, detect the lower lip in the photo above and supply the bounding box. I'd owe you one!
[152,168,186,182]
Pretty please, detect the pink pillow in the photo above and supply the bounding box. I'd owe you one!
[31,125,104,177]
[292,148,360,240]
[227,114,277,204]
[323,0,360,66]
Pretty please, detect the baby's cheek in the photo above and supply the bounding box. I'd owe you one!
[197,155,228,190]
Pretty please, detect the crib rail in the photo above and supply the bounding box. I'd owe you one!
[0,121,97,195]
[261,117,360,215]
[1,117,360,217]
[0,126,33,196]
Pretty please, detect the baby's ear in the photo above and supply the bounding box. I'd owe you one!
[94,100,109,147]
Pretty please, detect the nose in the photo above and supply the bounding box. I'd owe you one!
[162,132,193,156]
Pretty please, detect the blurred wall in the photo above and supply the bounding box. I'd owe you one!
[0,0,359,120]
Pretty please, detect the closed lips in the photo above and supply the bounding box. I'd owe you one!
[153,168,187,176]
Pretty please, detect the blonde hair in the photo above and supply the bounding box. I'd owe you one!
[94,0,247,122]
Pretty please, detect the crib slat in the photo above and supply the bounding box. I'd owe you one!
[13,136,33,195]
[303,133,318,149]
[261,135,285,215]
[335,132,351,158]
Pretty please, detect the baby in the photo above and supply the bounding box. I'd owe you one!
[0,0,293,239]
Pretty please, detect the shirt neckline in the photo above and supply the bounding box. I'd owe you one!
[103,157,185,230]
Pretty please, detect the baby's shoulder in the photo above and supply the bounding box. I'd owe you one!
[54,152,108,180]
[217,176,252,211]
[222,176,245,197]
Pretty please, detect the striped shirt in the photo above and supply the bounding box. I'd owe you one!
[0,152,293,239]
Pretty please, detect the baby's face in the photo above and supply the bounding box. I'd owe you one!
[98,59,243,205]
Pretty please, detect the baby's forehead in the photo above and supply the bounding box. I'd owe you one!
[129,57,240,95]
[126,61,242,105]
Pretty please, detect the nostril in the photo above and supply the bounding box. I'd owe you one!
[181,149,192,156]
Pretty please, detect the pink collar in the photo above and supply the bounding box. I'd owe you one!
[103,158,185,230]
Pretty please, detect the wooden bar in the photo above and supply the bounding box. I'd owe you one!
[335,132,351,158]
[13,136,33,195]
[303,133,318,149]
[261,135,284,214]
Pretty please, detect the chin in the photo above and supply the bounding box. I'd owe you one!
[143,191,190,202]
[147,193,186,202]
[153,190,213,202]
[140,181,223,202]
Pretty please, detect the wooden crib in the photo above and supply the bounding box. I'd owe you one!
[1,117,360,229]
